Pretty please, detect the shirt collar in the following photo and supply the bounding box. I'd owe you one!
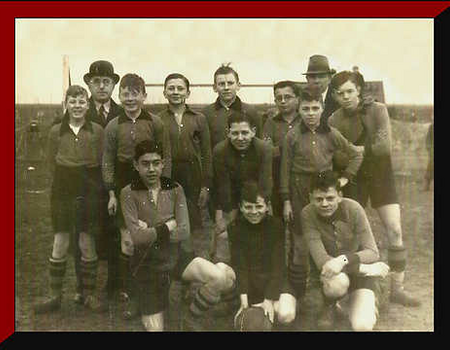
[131,175,178,191]
[316,203,344,224]
[118,108,152,124]
[273,112,301,124]
[59,112,93,136]
[322,86,329,101]
[214,96,242,111]
[299,119,331,134]
[93,99,111,113]
[226,138,255,155]
[165,104,197,116]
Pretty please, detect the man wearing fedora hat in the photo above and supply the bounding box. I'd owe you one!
[303,55,339,122]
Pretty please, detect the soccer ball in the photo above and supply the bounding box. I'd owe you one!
[234,307,273,331]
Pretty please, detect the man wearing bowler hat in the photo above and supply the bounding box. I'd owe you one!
[72,60,123,309]
[84,60,123,127]
[303,55,339,122]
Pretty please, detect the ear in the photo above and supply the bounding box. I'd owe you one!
[186,89,191,99]
[213,83,218,93]
[251,126,257,135]
[356,86,361,97]
[236,81,241,91]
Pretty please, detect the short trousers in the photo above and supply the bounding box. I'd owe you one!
[344,155,398,208]
[133,247,195,315]
[51,165,102,232]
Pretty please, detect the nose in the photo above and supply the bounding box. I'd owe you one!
[321,199,329,207]
[237,133,243,140]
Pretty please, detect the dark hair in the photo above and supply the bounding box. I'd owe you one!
[164,73,190,91]
[214,63,240,84]
[309,171,341,193]
[240,181,263,203]
[120,73,146,94]
[299,85,323,105]
[329,70,365,93]
[134,140,163,161]
[65,85,89,103]
[227,111,255,129]
[273,80,300,96]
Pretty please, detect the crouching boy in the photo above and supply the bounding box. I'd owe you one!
[120,140,235,331]
[229,181,296,331]
[302,171,389,331]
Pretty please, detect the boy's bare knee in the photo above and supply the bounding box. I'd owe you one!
[52,232,70,259]
[351,315,376,331]
[277,309,296,325]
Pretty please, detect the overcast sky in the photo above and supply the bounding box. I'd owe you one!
[15,19,433,105]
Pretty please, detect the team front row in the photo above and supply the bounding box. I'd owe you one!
[33,60,420,332]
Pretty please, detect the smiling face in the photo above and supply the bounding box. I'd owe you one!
[213,73,240,104]
[133,152,164,188]
[66,94,89,121]
[240,195,268,224]
[274,86,299,116]
[87,75,116,104]
[228,121,256,151]
[310,187,342,218]
[299,99,323,131]
[333,80,361,111]
[119,86,147,115]
[163,78,190,106]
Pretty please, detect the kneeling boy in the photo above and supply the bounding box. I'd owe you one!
[302,171,389,331]
[120,140,235,331]
[229,181,296,331]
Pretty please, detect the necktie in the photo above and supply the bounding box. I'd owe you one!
[99,104,107,121]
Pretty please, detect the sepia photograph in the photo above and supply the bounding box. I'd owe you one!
[15,15,434,332]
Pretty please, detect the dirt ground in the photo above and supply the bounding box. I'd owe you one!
[14,147,434,332]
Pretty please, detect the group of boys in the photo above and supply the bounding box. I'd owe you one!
[33,55,419,331]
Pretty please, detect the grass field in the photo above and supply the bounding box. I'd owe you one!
[14,113,434,332]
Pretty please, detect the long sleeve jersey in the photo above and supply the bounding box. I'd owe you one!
[302,198,380,275]
[102,109,172,191]
[279,121,363,201]
[228,215,286,300]
[120,176,191,275]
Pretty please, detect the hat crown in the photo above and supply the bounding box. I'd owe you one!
[89,60,115,76]
[84,60,120,85]
[304,55,334,75]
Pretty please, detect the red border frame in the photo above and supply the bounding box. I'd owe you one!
[7,0,447,340]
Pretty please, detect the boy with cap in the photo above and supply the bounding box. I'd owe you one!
[212,112,273,263]
[280,86,362,307]
[302,171,389,331]
[34,85,104,313]
[303,54,340,122]
[121,140,235,331]
[102,73,172,317]
[158,73,212,252]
